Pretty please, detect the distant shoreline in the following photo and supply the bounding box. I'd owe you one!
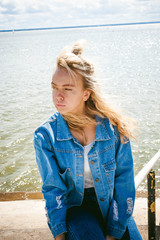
[0,21,160,33]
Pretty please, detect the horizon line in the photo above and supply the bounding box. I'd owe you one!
[0,21,160,32]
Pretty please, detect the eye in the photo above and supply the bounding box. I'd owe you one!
[65,88,72,91]
[51,83,57,90]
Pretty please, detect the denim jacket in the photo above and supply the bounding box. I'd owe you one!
[34,112,135,239]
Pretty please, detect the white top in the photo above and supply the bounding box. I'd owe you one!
[83,142,94,188]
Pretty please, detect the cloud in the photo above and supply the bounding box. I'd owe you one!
[0,0,159,30]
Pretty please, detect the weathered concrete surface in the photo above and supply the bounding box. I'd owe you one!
[0,198,160,240]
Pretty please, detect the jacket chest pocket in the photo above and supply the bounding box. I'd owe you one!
[102,160,116,190]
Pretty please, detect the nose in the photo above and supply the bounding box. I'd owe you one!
[56,92,64,102]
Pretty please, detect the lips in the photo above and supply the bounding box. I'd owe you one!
[56,104,66,108]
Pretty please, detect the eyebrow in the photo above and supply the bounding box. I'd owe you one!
[51,82,75,87]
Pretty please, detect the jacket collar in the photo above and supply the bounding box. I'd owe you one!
[95,116,110,141]
[56,113,110,141]
[57,113,73,141]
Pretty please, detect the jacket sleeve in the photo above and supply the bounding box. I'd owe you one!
[107,128,136,239]
[34,128,67,238]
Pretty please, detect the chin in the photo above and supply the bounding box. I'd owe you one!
[57,109,68,114]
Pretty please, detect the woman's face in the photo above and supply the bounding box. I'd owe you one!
[51,68,90,115]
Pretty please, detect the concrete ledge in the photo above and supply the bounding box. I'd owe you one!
[0,229,53,240]
[0,192,43,201]
[1,226,159,240]
[0,198,160,240]
[0,227,148,240]
[0,190,160,201]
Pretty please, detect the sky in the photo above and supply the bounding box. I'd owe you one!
[0,0,160,30]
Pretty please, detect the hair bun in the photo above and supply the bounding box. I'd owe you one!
[71,39,87,56]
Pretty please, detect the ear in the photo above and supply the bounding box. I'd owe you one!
[83,90,91,101]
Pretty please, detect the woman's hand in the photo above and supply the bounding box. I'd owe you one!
[106,235,116,240]
[55,233,66,240]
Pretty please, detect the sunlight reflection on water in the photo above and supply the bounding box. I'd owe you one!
[0,24,160,192]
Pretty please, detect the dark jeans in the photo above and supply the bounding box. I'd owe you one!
[66,188,142,240]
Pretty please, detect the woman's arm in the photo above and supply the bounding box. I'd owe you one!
[34,128,67,239]
[56,233,66,240]
[106,236,116,240]
[106,128,136,239]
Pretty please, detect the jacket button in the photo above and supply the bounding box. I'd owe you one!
[95,178,99,182]
[100,198,104,201]
[91,161,95,164]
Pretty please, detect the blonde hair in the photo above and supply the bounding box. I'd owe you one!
[53,39,136,143]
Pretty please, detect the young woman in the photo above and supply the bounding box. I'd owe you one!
[34,40,143,240]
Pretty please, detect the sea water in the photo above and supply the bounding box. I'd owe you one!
[0,23,160,192]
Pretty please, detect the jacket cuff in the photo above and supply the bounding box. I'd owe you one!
[49,222,67,238]
[107,225,125,239]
